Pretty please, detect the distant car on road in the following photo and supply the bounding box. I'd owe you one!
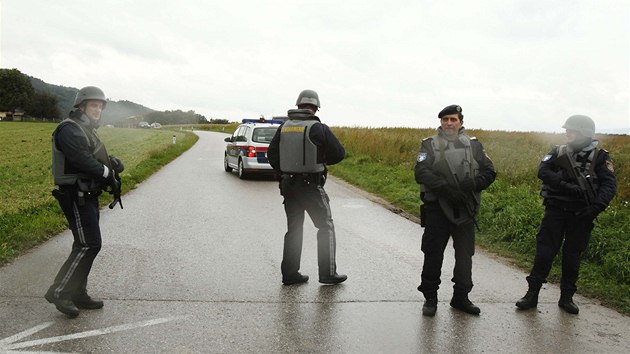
[138,121,150,128]
[150,122,162,129]
[224,118,284,179]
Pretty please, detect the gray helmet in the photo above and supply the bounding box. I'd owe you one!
[73,86,107,108]
[562,115,595,138]
[296,89,320,108]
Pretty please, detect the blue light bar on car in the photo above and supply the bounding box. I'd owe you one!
[242,118,284,124]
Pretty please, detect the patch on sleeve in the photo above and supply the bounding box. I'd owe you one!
[606,160,615,172]
[542,154,552,162]
[417,152,428,162]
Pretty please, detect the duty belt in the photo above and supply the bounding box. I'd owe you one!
[286,173,321,185]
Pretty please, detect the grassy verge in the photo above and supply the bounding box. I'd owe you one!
[0,122,198,265]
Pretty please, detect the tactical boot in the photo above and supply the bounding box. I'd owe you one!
[558,296,579,314]
[45,292,79,318]
[73,295,104,309]
[450,295,481,315]
[422,297,438,317]
[282,272,309,285]
[515,290,539,310]
[319,273,347,284]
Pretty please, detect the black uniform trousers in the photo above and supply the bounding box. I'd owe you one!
[526,206,594,296]
[281,175,337,278]
[47,187,102,300]
[418,202,475,296]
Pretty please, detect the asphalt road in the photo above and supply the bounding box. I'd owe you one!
[1,130,629,353]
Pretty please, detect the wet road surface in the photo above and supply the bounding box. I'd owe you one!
[1,130,629,353]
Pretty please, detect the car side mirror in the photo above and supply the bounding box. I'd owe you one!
[224,137,232,142]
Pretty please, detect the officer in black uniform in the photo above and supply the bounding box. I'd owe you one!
[45,86,124,318]
[415,104,496,316]
[516,115,616,314]
[267,89,347,285]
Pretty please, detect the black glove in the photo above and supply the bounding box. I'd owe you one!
[441,185,468,205]
[558,181,583,198]
[459,177,477,192]
[109,155,125,173]
[575,203,606,220]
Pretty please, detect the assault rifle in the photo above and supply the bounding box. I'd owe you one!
[435,158,480,229]
[554,152,596,205]
[108,171,123,209]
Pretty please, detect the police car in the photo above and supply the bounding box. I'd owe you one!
[223,118,285,179]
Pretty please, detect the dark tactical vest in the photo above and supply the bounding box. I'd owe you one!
[541,141,600,202]
[52,117,110,191]
[422,134,481,225]
[279,118,325,174]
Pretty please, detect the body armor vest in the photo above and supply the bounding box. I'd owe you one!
[279,119,325,174]
[423,134,481,225]
[541,142,600,202]
[52,117,110,188]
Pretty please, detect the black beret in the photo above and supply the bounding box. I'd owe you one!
[438,104,463,118]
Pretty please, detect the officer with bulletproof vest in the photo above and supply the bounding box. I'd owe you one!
[415,104,496,316]
[516,115,616,314]
[267,89,347,285]
[45,86,124,318]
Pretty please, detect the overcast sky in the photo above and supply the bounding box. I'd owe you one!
[1,0,628,133]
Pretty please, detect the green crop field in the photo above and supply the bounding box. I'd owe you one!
[0,122,198,264]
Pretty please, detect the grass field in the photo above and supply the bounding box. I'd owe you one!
[0,122,198,264]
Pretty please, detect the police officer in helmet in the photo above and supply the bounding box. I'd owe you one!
[516,115,616,314]
[415,104,496,316]
[45,86,124,318]
[267,89,347,285]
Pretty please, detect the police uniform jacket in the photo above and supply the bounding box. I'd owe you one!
[53,110,111,187]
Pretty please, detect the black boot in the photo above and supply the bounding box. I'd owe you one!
[45,292,79,318]
[72,295,104,309]
[558,294,579,314]
[319,273,347,284]
[422,293,438,317]
[282,272,309,285]
[516,290,539,310]
[450,294,480,315]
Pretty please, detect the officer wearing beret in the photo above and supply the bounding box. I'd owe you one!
[415,104,496,316]
[267,89,347,285]
[516,115,616,314]
[45,86,124,318]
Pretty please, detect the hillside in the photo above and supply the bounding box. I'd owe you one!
[28,76,154,125]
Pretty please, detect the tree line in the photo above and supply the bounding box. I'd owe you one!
[0,68,221,125]
[0,68,61,120]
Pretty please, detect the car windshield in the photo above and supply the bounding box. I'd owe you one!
[252,127,278,143]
